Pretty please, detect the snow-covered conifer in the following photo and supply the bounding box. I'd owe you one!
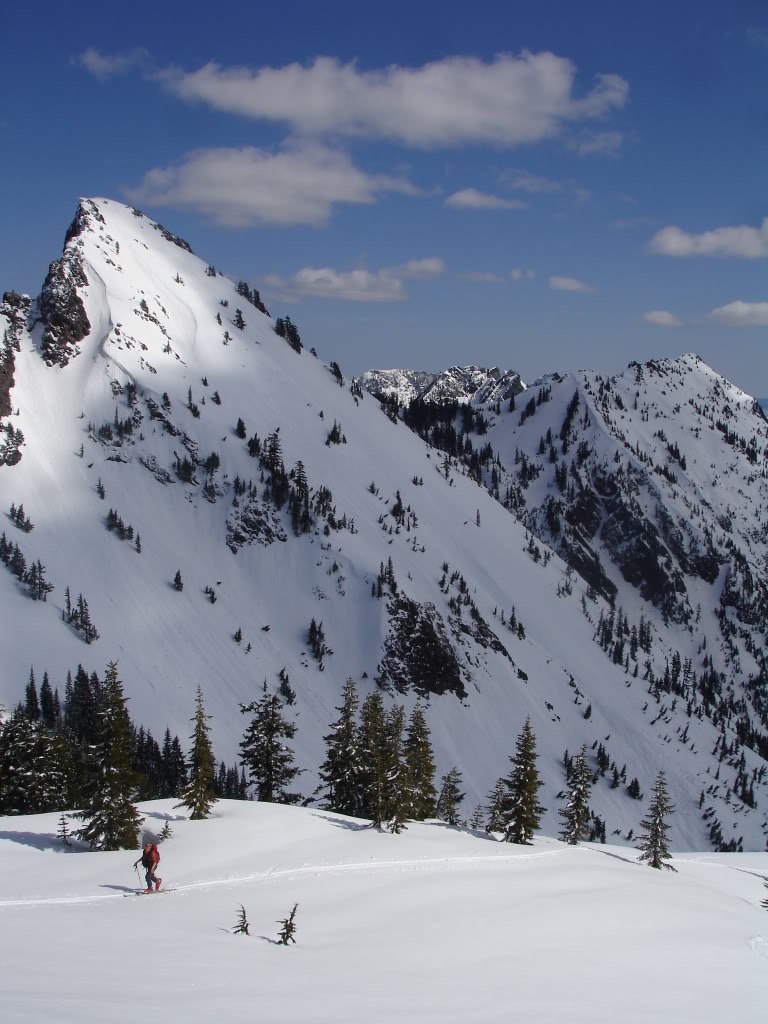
[500,718,545,845]
[558,744,592,845]
[318,677,363,817]
[435,767,465,826]
[404,703,437,820]
[637,770,676,871]
[76,661,143,849]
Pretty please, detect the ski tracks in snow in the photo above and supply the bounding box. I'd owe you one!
[0,846,570,909]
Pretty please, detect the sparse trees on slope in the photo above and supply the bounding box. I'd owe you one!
[76,661,143,850]
[559,744,592,845]
[318,677,363,817]
[180,687,217,820]
[500,718,545,845]
[637,770,676,871]
[239,694,302,804]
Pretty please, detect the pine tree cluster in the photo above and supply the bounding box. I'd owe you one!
[317,679,438,834]
[274,316,302,353]
[8,502,34,532]
[0,532,54,600]
[62,586,99,643]
[0,663,194,822]
[105,507,136,542]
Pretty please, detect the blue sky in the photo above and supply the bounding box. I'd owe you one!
[2,0,767,392]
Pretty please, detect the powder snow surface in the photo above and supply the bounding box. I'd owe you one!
[1,800,767,1022]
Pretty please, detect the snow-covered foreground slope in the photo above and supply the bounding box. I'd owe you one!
[1,801,767,1023]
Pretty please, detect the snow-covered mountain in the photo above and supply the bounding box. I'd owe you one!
[2,198,767,852]
[359,364,525,407]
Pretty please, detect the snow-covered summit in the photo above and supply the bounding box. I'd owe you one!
[359,364,526,407]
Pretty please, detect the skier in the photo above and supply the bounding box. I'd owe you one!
[133,840,162,893]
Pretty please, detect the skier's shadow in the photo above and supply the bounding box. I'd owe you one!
[101,884,141,893]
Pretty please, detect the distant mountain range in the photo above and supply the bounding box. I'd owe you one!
[2,197,767,850]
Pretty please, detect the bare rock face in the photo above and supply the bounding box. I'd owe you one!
[376,593,468,699]
[39,248,91,367]
[0,291,30,418]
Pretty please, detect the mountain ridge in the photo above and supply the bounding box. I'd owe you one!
[1,197,767,852]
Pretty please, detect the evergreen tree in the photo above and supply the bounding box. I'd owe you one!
[39,672,57,729]
[435,767,465,825]
[558,744,592,845]
[500,718,545,845]
[485,777,507,834]
[179,687,217,819]
[24,669,39,721]
[277,902,298,944]
[637,770,677,871]
[404,703,437,820]
[358,690,387,826]
[239,694,302,804]
[318,677,363,817]
[382,704,410,833]
[57,812,72,848]
[76,662,143,850]
[173,570,183,592]
[233,905,250,936]
[0,710,66,814]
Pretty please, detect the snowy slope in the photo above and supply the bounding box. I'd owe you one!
[1,199,767,852]
[1,801,767,1023]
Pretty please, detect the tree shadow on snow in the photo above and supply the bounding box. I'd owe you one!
[428,821,502,843]
[142,810,187,822]
[0,830,81,852]
[310,812,372,832]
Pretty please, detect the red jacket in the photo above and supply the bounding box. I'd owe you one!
[141,844,160,869]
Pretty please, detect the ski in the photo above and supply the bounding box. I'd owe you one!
[123,889,172,897]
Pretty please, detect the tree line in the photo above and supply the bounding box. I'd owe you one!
[0,666,677,870]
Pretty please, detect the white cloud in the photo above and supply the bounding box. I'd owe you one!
[649,217,768,258]
[549,275,595,293]
[264,257,444,303]
[707,301,768,327]
[644,310,682,327]
[125,143,417,227]
[510,268,535,280]
[502,171,562,193]
[75,48,148,80]
[459,271,504,283]
[446,189,526,210]
[158,53,628,147]
[568,129,623,156]
[396,258,444,278]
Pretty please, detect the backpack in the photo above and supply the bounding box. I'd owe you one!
[142,843,160,867]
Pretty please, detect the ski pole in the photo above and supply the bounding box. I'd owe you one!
[135,863,143,888]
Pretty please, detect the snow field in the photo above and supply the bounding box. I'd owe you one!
[1,800,767,1022]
